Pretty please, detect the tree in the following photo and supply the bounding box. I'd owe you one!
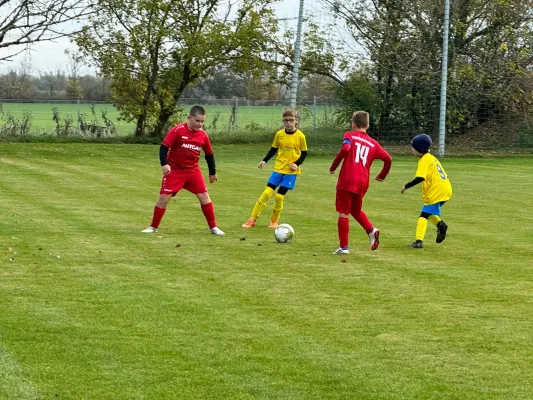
[65,78,83,99]
[0,0,93,63]
[271,20,348,90]
[78,75,111,101]
[299,74,336,101]
[76,0,280,136]
[0,58,36,98]
[35,71,59,97]
[199,67,247,99]
[34,69,68,98]
[321,0,533,139]
[0,69,36,99]
[65,50,84,99]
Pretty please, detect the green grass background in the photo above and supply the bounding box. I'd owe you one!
[1,143,532,399]
[0,103,334,135]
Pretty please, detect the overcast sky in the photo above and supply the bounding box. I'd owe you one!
[0,0,307,74]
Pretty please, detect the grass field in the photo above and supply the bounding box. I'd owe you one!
[0,103,334,136]
[1,143,532,399]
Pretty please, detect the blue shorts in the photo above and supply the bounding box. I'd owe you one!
[267,172,297,190]
[421,201,447,216]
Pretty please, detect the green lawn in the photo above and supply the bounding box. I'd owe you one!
[1,143,532,399]
[0,103,335,136]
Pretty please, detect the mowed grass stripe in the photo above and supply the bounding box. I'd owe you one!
[0,345,42,399]
[1,144,533,399]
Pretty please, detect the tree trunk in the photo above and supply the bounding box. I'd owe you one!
[378,70,395,139]
[152,63,194,137]
[135,112,147,136]
[152,109,174,137]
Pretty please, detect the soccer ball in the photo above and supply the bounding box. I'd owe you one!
[274,224,294,243]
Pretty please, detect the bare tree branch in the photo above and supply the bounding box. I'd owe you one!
[0,0,94,62]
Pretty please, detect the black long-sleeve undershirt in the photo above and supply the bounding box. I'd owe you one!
[262,148,308,166]
[205,154,216,175]
[263,147,278,163]
[404,176,425,189]
[295,151,307,166]
[159,144,169,166]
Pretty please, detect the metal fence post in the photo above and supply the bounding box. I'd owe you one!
[289,0,305,108]
[77,99,80,135]
[438,0,451,157]
[234,97,238,131]
[313,96,317,131]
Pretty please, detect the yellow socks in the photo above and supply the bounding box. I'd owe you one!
[415,217,428,242]
[428,215,441,225]
[251,187,274,219]
[270,193,285,222]
[250,188,286,222]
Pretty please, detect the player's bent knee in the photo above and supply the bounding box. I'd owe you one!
[196,192,211,205]
[156,194,172,208]
[258,188,274,204]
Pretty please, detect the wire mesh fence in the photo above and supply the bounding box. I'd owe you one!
[0,97,341,135]
[1,97,532,154]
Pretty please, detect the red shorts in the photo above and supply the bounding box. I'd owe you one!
[336,189,363,215]
[160,169,207,195]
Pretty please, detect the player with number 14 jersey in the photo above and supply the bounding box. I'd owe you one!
[330,111,392,254]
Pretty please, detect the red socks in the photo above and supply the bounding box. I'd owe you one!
[354,211,373,233]
[151,203,217,230]
[338,217,350,248]
[151,206,166,228]
[201,202,217,229]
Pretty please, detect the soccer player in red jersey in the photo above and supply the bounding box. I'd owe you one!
[329,111,392,254]
[141,105,225,235]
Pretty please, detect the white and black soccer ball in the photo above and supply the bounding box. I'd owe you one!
[274,224,294,243]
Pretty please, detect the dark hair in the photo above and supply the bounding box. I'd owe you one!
[189,105,206,116]
[352,111,369,128]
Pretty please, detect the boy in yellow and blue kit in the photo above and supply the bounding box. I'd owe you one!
[401,134,452,248]
[242,108,308,228]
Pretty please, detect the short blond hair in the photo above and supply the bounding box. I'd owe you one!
[352,111,369,128]
[282,107,298,119]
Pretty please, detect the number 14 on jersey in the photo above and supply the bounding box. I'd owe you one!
[355,142,370,166]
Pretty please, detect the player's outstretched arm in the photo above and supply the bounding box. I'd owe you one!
[375,149,392,181]
[330,143,350,172]
[401,177,425,193]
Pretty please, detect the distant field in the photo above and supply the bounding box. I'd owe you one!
[0,103,132,134]
[0,102,337,136]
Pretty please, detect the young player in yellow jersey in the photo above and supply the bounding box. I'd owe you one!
[242,108,308,228]
[401,134,452,248]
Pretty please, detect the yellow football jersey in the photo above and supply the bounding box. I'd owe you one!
[272,129,308,174]
[415,153,453,204]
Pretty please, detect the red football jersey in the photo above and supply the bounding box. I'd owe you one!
[162,123,213,170]
[330,131,392,195]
